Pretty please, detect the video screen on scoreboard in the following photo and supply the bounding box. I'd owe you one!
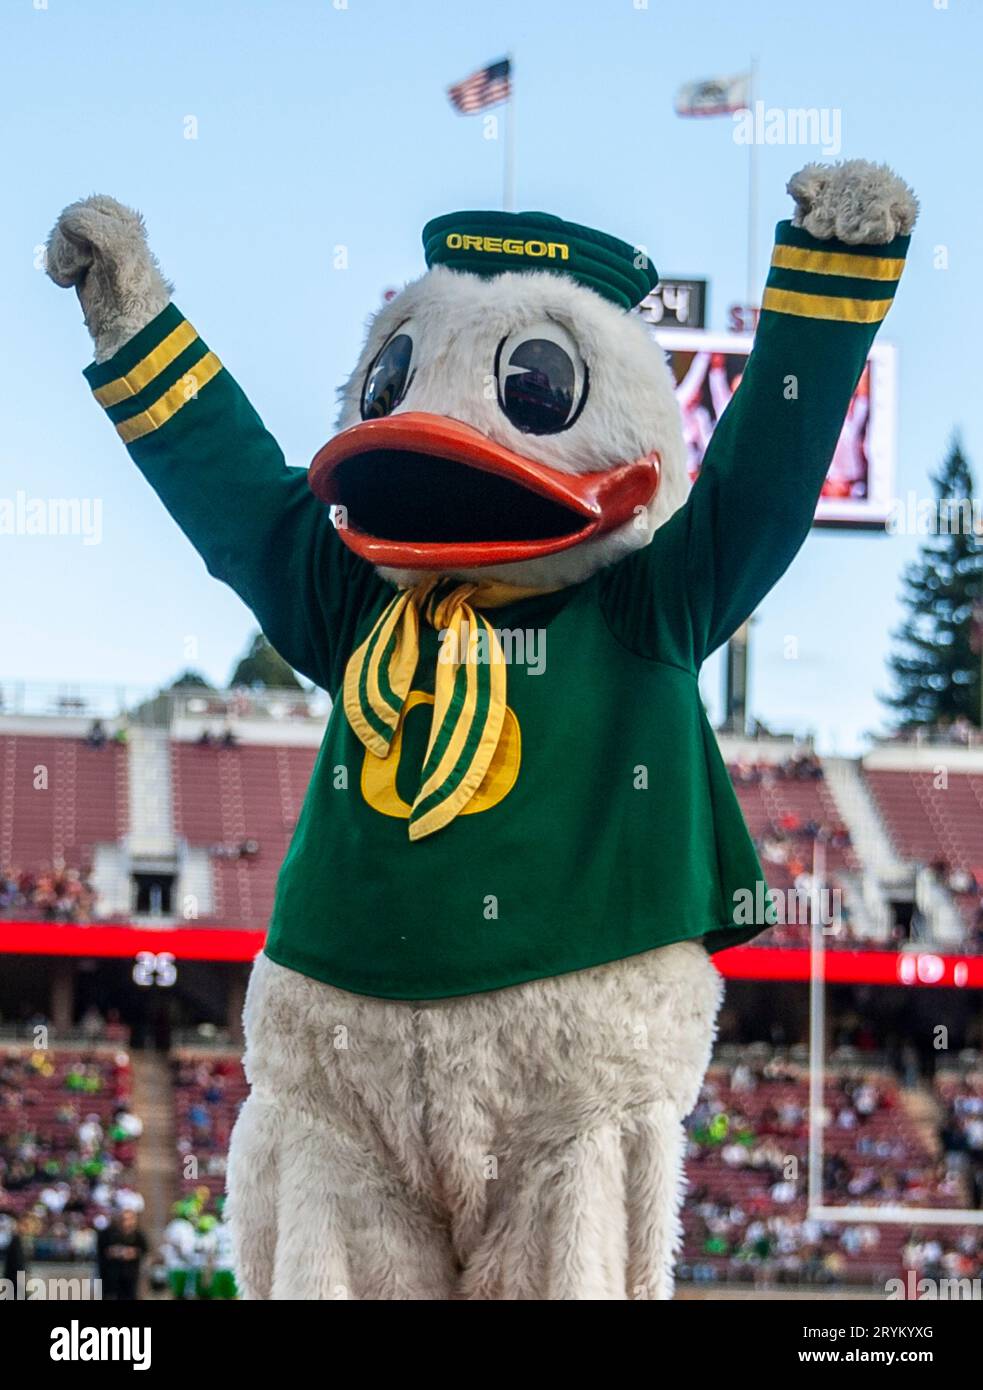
[653,328,898,529]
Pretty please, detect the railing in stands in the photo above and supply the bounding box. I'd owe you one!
[0,680,143,720]
[0,1025,131,1047]
[0,680,330,725]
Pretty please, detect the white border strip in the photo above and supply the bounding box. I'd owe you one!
[810,1204,983,1227]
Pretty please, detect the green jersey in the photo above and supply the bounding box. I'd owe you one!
[83,220,909,998]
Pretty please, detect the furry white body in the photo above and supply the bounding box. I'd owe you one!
[226,943,721,1300]
[46,160,916,1299]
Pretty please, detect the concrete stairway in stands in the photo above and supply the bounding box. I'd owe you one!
[897,1081,944,1160]
[89,841,132,917]
[914,866,967,946]
[824,757,909,934]
[131,1052,178,1266]
[176,846,215,923]
[825,758,909,884]
[894,1083,975,1208]
[126,727,176,860]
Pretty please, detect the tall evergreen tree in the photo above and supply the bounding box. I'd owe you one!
[885,439,983,729]
[229,631,301,690]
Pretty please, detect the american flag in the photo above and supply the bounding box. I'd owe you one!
[447,58,511,115]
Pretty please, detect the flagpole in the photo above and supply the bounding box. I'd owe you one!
[746,54,759,309]
[503,52,515,212]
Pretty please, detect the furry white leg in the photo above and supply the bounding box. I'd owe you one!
[623,1103,689,1301]
[458,1118,631,1300]
[430,940,723,1300]
[268,1106,456,1300]
[225,1091,280,1301]
[459,1102,686,1300]
[228,953,458,1300]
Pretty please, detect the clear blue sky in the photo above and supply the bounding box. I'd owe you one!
[2,0,979,751]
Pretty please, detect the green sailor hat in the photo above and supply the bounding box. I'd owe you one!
[422,210,658,311]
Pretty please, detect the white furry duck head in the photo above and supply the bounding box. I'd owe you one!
[309,211,688,590]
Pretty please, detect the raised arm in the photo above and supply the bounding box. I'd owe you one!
[46,196,382,692]
[601,160,917,667]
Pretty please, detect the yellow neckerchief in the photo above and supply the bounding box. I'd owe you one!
[343,576,551,840]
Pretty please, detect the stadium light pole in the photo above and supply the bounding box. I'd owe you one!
[745,54,759,310]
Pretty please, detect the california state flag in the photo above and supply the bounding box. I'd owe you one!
[674,73,749,117]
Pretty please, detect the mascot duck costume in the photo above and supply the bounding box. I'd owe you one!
[48,159,916,1300]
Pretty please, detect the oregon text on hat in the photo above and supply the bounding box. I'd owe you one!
[422,210,659,309]
[444,232,570,260]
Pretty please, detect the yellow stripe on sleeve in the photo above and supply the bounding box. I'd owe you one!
[115,352,223,443]
[770,244,906,282]
[92,320,200,407]
[761,288,893,325]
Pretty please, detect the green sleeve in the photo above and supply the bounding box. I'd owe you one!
[83,303,386,692]
[599,220,911,667]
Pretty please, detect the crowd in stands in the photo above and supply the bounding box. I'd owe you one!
[729,751,827,784]
[0,1047,144,1264]
[927,860,983,953]
[175,688,317,721]
[882,717,980,748]
[684,1201,877,1287]
[680,1058,976,1287]
[196,728,238,749]
[0,864,97,921]
[902,1229,983,1284]
[938,1073,983,1208]
[84,719,127,749]
[726,754,864,951]
[757,817,852,868]
[931,861,979,899]
[173,1055,245,1202]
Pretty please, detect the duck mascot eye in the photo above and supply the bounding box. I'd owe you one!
[361,327,416,419]
[495,320,589,433]
[47,159,917,1300]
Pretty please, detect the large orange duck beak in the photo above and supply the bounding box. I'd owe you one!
[308,412,661,569]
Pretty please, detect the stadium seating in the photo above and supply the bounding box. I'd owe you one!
[865,768,983,928]
[172,1052,248,1203]
[728,767,857,874]
[680,1064,978,1287]
[170,742,317,928]
[725,760,862,946]
[0,1045,140,1260]
[0,733,127,875]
